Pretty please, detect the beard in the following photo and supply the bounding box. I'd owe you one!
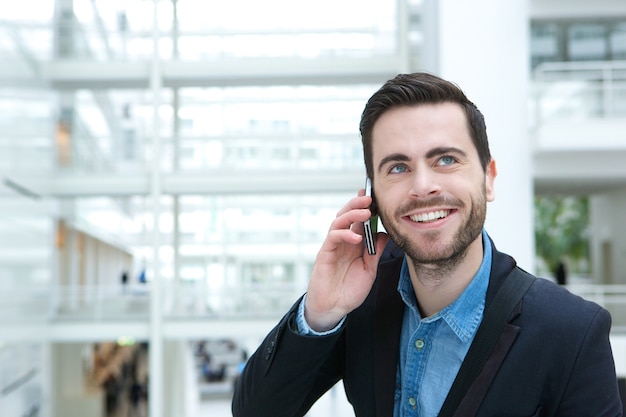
[380,189,487,270]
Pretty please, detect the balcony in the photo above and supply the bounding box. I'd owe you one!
[532,60,626,194]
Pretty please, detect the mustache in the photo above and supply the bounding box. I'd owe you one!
[395,196,463,214]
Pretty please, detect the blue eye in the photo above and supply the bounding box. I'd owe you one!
[437,155,456,166]
[390,164,408,174]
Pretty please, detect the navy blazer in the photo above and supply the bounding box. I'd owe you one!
[232,240,622,416]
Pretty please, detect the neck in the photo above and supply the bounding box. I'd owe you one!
[407,235,485,317]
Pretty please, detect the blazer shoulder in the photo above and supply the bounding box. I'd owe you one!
[521,278,611,334]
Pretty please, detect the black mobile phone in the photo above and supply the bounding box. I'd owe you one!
[364,177,378,255]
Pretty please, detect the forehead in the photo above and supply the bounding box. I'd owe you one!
[371,102,474,156]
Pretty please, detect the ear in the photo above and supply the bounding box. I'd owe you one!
[485,159,497,202]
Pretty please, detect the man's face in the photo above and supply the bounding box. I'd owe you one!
[371,102,496,266]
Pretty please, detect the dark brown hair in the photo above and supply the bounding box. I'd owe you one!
[360,72,491,179]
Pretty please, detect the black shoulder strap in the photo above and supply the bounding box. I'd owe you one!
[438,267,536,417]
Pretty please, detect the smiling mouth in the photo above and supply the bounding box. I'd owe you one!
[409,210,451,223]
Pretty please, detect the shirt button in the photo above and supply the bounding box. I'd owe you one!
[415,339,425,350]
[409,397,417,408]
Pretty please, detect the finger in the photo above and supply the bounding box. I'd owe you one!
[351,218,365,235]
[323,228,364,249]
[330,208,371,233]
[335,194,373,218]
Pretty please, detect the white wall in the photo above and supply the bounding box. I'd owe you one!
[0,343,46,417]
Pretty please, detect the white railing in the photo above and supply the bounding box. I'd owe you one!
[532,60,626,124]
[3,281,626,334]
[0,281,302,323]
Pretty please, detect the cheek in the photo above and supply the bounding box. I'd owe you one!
[373,191,397,222]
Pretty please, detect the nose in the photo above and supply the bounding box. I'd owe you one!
[409,168,441,198]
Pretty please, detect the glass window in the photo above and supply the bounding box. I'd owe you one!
[174,0,397,59]
[610,22,626,59]
[530,23,562,69]
[568,23,607,61]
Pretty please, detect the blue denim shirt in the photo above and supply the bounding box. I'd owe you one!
[394,229,491,416]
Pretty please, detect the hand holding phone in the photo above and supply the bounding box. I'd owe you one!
[303,180,386,331]
[364,177,378,255]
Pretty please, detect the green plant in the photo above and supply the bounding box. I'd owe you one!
[534,195,590,279]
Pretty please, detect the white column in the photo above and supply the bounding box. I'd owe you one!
[148,0,165,416]
[67,228,79,310]
[422,0,535,272]
[590,191,626,285]
[164,341,199,417]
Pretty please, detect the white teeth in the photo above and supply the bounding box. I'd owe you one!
[410,210,449,223]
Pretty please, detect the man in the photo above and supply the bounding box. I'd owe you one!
[232,73,622,416]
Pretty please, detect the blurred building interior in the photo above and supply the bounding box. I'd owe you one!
[1,0,626,416]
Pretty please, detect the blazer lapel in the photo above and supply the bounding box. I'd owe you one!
[373,257,404,416]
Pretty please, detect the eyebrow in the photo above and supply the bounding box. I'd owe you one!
[377,153,410,174]
[426,146,468,159]
[376,146,469,173]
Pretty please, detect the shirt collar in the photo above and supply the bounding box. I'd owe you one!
[397,229,492,342]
